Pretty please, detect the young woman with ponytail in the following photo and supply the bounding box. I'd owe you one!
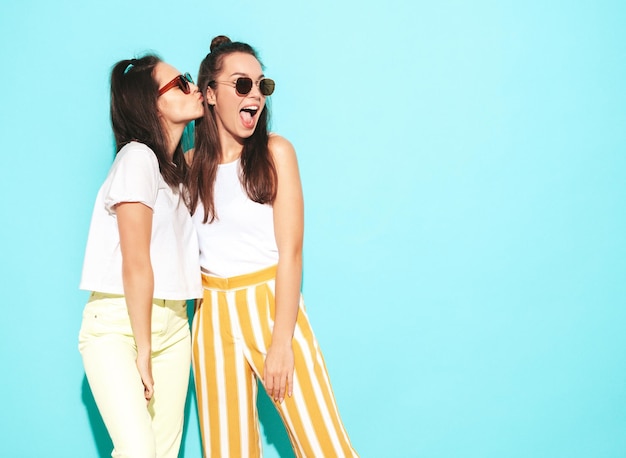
[79,55,204,458]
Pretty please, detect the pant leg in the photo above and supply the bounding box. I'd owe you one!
[192,288,261,458]
[236,280,359,458]
[79,293,156,458]
[150,300,191,458]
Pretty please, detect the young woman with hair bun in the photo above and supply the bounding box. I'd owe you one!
[188,35,359,457]
[79,55,204,457]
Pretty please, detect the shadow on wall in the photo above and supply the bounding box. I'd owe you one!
[257,381,296,458]
[81,374,295,457]
[180,376,199,458]
[81,375,113,457]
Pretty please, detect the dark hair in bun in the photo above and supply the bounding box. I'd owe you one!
[209,35,232,52]
[189,36,276,223]
[198,35,261,90]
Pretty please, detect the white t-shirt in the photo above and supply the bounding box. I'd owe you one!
[192,158,278,278]
[80,142,202,300]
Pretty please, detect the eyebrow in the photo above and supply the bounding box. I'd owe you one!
[229,72,265,79]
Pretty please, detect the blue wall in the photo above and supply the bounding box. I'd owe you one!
[1,1,625,456]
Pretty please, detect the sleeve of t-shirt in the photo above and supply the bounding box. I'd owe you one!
[103,143,160,214]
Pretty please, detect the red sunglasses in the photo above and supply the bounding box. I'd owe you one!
[158,73,194,96]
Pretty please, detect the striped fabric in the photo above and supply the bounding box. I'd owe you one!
[192,265,358,457]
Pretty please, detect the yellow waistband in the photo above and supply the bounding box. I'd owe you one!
[88,291,185,307]
[201,265,277,291]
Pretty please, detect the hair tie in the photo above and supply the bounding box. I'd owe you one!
[124,59,136,74]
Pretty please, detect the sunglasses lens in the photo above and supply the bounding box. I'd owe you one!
[184,72,194,84]
[260,78,275,96]
[179,75,191,94]
[235,78,253,95]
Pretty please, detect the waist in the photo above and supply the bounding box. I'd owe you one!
[201,265,277,291]
[88,291,187,307]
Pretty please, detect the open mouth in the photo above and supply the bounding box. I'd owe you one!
[240,106,259,129]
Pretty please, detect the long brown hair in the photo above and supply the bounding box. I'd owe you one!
[110,55,188,189]
[188,36,276,223]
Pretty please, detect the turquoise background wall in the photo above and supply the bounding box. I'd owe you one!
[1,1,625,457]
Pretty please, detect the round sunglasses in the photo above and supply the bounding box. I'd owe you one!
[158,72,194,96]
[209,77,275,96]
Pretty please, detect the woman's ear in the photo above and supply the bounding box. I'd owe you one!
[206,87,216,106]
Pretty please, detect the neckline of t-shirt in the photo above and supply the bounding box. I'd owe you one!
[219,157,241,168]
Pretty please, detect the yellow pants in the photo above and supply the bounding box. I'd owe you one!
[79,292,191,458]
[192,266,358,457]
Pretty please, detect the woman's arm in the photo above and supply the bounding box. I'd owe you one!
[117,202,155,402]
[264,135,304,404]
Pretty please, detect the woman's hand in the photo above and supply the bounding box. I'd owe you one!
[136,350,154,403]
[263,342,294,403]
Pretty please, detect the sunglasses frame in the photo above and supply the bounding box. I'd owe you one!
[209,77,275,96]
[158,72,194,96]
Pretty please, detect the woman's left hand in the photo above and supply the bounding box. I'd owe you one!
[263,343,294,403]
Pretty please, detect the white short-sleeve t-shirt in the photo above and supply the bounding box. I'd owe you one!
[80,142,202,300]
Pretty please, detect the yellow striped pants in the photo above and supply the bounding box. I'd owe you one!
[191,265,358,457]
